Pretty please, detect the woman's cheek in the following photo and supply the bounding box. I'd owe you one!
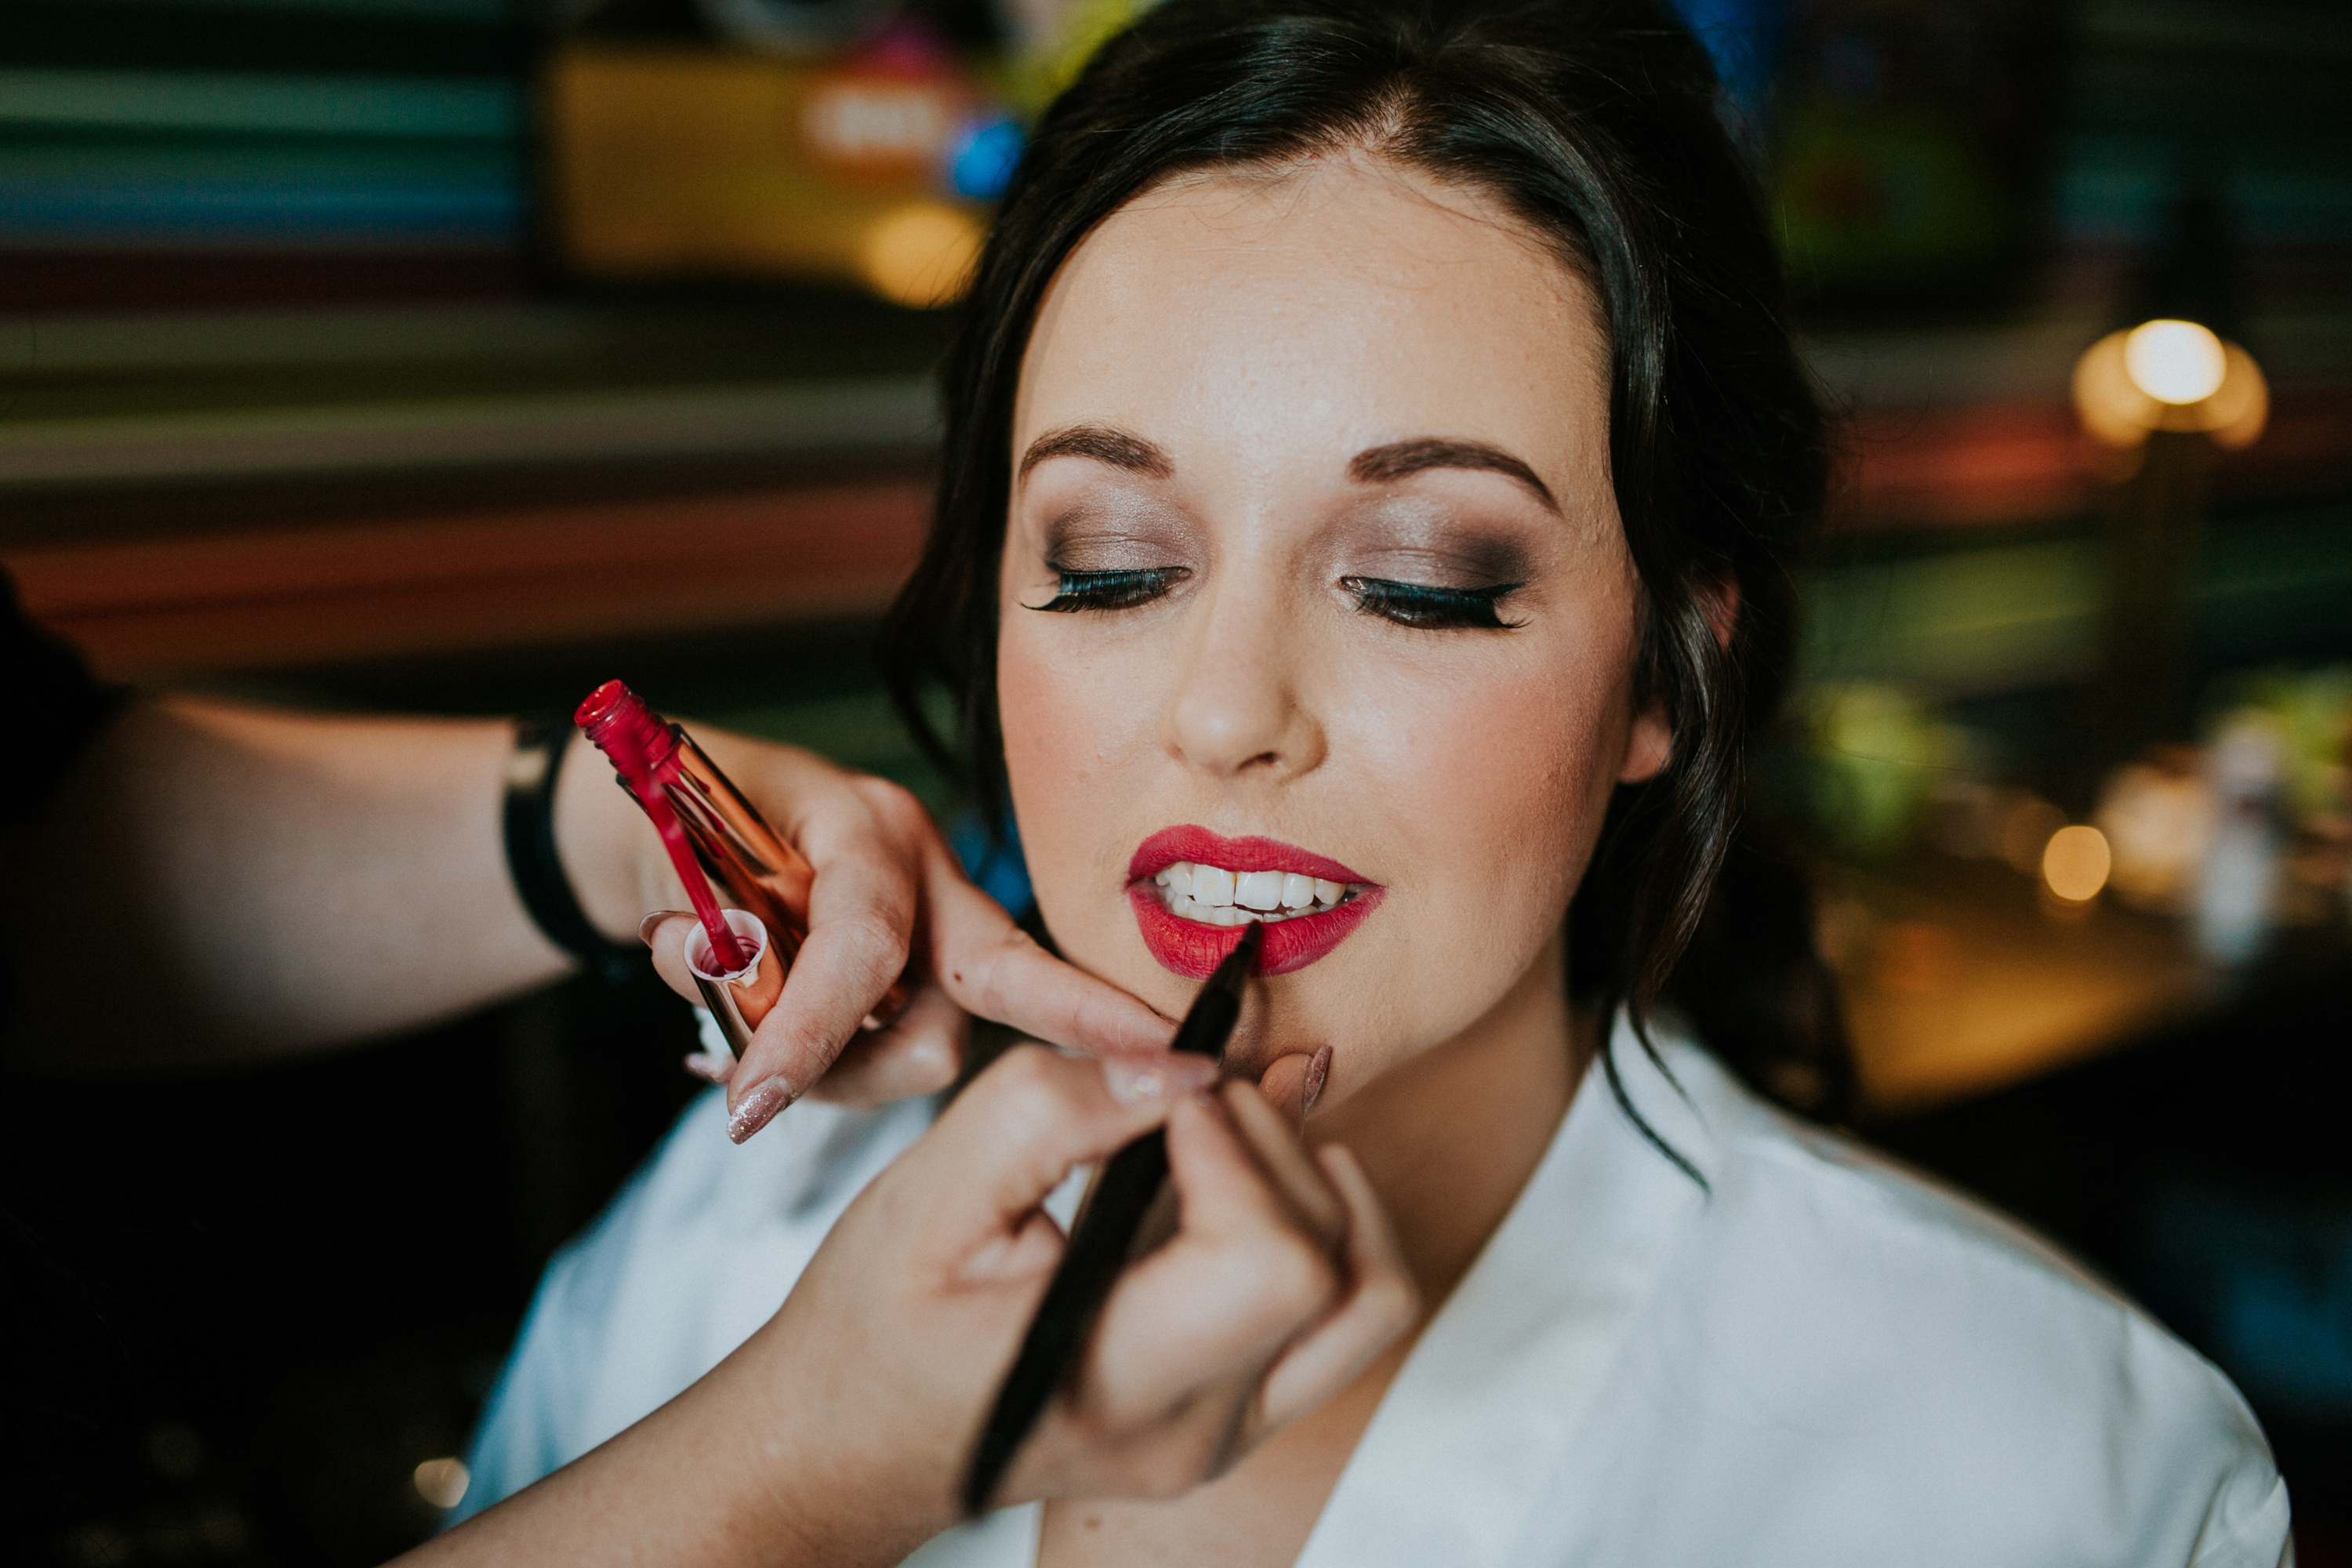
[997,626,1152,978]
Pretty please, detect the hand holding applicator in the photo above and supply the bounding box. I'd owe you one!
[576,681,907,1071]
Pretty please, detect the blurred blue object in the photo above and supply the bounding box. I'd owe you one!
[2139,1176,2352,1420]
[946,115,1023,202]
[949,809,1034,919]
[1667,0,1784,136]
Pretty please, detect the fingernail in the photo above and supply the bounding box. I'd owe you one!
[684,1051,735,1084]
[1301,1046,1333,1116]
[1102,1054,1219,1106]
[639,909,685,946]
[727,1076,797,1143]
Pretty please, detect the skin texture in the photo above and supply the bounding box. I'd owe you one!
[997,152,1668,1566]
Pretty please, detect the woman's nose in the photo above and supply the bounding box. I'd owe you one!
[1162,584,1326,781]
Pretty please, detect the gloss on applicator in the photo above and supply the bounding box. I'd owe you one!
[575,681,907,1064]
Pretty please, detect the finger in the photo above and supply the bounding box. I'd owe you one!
[1015,1099,1352,1506]
[1093,1096,1341,1398]
[1254,1050,1327,1131]
[727,855,919,1119]
[642,911,702,1003]
[801,982,966,1107]
[921,864,1174,1058]
[1218,1082,1347,1250]
[913,1046,1218,1253]
[1254,1144,1419,1435]
[649,904,948,1109]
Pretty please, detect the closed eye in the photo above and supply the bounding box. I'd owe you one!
[1029,565,1188,613]
[1342,576,1524,630]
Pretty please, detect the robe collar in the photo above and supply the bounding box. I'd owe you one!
[1293,1015,1730,1568]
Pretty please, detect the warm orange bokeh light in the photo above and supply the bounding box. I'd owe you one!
[2041,824,2114,904]
[858,201,985,309]
[2071,319,2268,453]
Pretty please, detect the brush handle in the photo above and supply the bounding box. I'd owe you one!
[958,923,1258,1515]
[960,1128,1171,1516]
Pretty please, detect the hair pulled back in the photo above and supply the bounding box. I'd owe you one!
[884,0,1855,1126]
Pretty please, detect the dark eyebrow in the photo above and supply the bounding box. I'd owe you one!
[1348,438,1558,511]
[1018,423,1174,481]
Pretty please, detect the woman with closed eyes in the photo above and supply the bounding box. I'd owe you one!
[454,3,2290,1564]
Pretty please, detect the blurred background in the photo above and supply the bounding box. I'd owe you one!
[2,0,2347,1561]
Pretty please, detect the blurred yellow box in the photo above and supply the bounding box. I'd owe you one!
[543,42,996,305]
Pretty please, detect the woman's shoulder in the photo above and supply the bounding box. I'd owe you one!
[1679,1045,2246,1409]
[1628,1039,2287,1563]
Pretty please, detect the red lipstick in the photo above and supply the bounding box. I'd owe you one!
[1127,825,1383,979]
[1127,826,1367,886]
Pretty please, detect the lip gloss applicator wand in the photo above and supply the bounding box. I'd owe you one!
[575,681,908,1083]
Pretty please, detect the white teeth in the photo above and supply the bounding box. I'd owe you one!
[1235,870,1285,911]
[1151,862,1354,927]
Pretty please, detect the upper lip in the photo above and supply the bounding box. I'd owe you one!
[1127,825,1371,887]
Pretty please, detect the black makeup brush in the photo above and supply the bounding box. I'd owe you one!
[960,920,1264,1516]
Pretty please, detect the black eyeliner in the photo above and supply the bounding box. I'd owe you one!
[1343,575,1525,630]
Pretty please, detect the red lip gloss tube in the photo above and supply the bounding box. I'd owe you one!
[575,680,912,1048]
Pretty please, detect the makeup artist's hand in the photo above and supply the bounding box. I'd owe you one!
[404,1044,1412,1568]
[785,1044,1418,1533]
[630,740,1174,1132]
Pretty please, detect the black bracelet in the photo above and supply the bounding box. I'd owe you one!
[503,713,644,986]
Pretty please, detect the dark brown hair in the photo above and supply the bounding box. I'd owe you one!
[884,0,1854,1140]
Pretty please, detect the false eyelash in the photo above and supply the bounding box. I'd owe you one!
[1342,575,1525,630]
[1031,565,1186,612]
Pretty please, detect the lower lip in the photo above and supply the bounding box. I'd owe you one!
[1127,884,1385,979]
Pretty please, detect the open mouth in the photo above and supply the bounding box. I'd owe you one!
[1127,826,1384,979]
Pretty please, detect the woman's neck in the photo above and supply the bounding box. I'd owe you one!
[1308,928,1590,1307]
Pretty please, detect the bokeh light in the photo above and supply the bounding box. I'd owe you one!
[2072,321,2269,452]
[2041,824,2114,904]
[858,201,984,309]
[413,1457,470,1510]
[2122,318,2228,405]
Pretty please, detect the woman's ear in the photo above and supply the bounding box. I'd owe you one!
[1618,576,1740,785]
[1620,699,1671,783]
[1702,576,1740,651]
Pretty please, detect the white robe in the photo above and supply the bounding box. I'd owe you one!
[458,1015,2292,1566]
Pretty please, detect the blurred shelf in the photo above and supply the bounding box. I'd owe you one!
[1829,855,2349,1116]
[1,298,2343,681]
[5,478,930,677]
[0,376,933,486]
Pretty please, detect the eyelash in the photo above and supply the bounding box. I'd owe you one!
[1031,566,1523,630]
[1032,566,1186,612]
[1341,576,1524,630]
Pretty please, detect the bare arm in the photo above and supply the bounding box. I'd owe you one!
[1,694,654,1068]
[0,694,1171,1080]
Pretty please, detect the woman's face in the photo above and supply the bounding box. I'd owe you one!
[997,154,1668,1105]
